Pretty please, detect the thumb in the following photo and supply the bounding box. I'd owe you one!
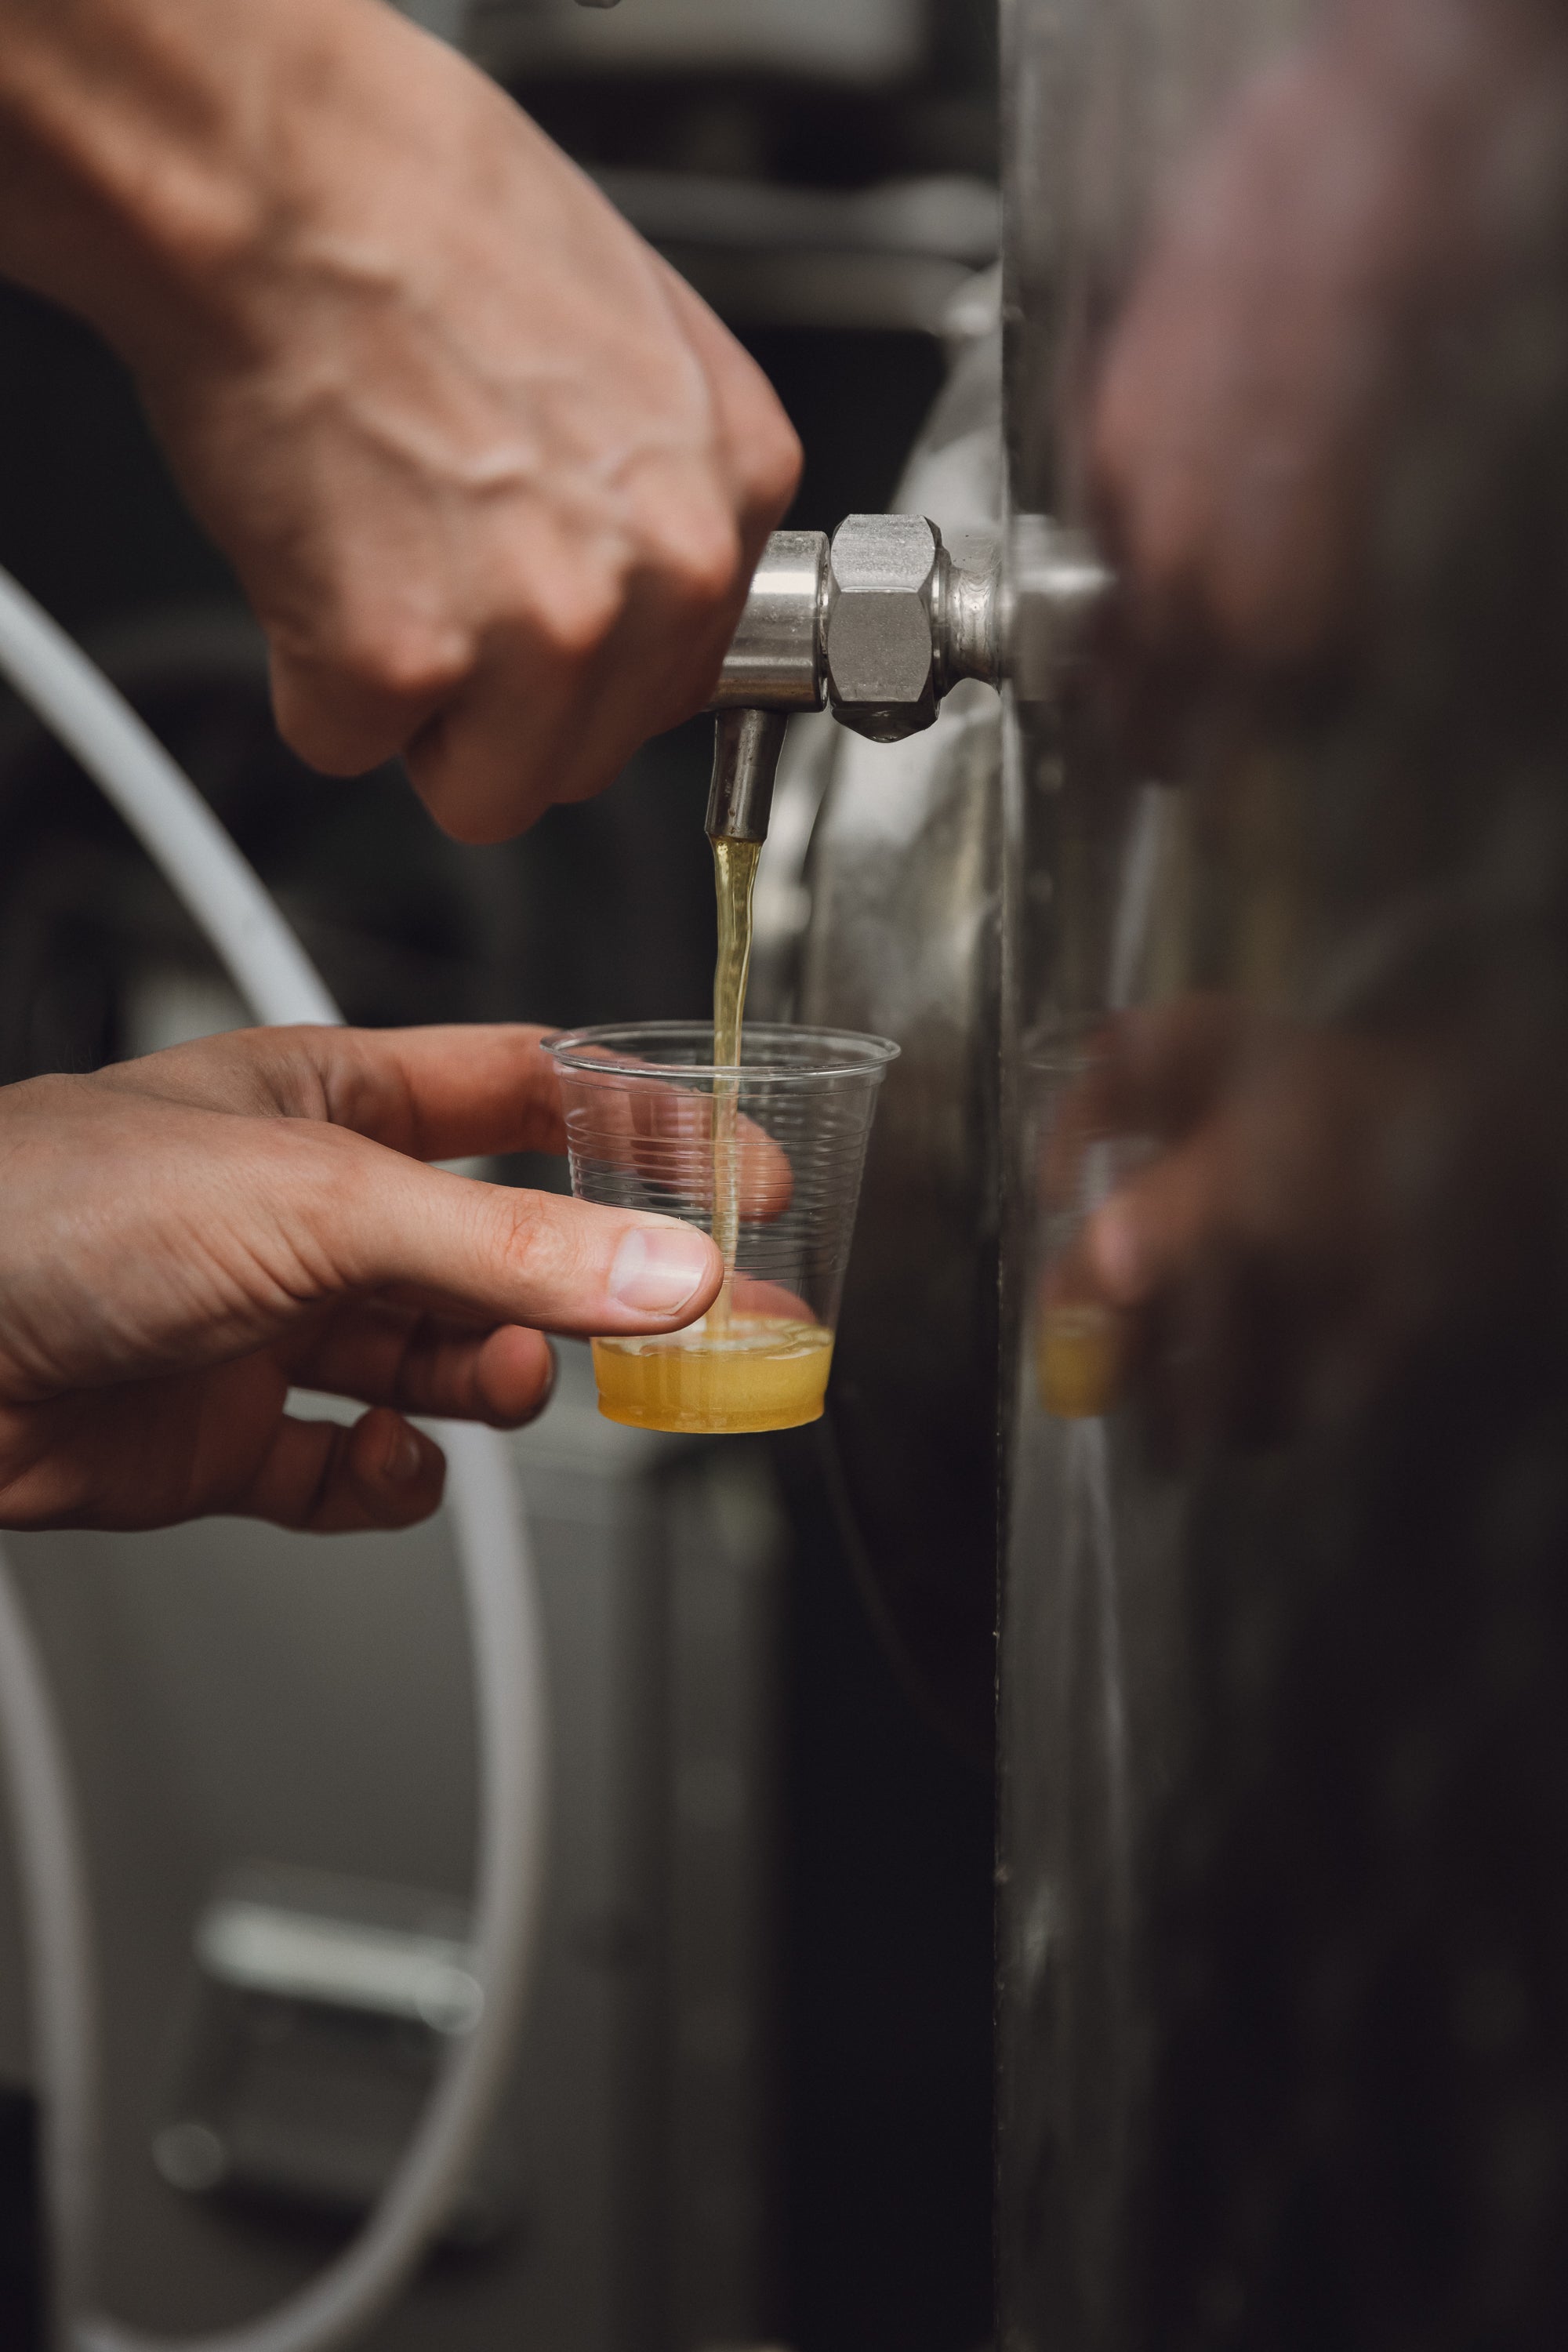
[320,1148,725,1337]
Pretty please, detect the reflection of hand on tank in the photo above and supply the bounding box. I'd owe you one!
[0,1022,724,1534]
[1045,996,1432,1448]
[1091,0,1567,670]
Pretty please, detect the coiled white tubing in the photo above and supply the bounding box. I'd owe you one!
[0,562,550,2352]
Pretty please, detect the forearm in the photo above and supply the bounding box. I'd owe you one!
[0,0,379,365]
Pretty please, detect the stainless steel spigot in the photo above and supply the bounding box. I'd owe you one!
[704,515,1004,846]
[704,531,828,845]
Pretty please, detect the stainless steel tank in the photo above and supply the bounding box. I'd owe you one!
[770,313,1008,1761]
[996,1,1568,2345]
[782,0,1568,2339]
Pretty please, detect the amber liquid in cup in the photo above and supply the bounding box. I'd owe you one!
[593,1315,834,1434]
[591,838,833,1435]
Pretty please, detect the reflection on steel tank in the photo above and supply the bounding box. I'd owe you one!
[1000,2,1568,2347]
[766,283,1005,1762]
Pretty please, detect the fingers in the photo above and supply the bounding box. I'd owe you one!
[401,470,764,844]
[0,1362,445,1536]
[289,1305,557,1428]
[238,1406,448,1534]
[104,1022,797,1234]
[279,407,784,845]
[2,1043,723,1415]
[557,1061,794,1221]
[729,1275,813,1323]
[656,261,803,555]
[401,601,720,844]
[103,1022,570,1162]
[401,280,798,845]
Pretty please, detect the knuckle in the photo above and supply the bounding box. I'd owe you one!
[335,619,471,710]
[649,502,743,614]
[542,583,622,668]
[498,1185,553,1275]
[497,558,621,670]
[707,343,802,517]
[498,1187,604,1311]
[746,414,804,518]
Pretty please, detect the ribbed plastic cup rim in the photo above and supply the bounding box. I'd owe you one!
[543,1021,901,1083]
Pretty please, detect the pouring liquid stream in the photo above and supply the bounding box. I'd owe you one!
[710,833,760,1331]
[590,829,832,1433]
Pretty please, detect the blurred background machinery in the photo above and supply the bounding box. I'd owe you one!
[0,3,999,2347]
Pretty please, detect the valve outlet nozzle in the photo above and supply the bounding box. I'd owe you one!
[705,706,789,846]
[705,513,1020,848]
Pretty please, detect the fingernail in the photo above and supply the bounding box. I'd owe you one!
[387,1426,425,1484]
[608,1225,713,1315]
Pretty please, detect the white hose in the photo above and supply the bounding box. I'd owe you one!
[0,1562,99,2335]
[0,564,550,2352]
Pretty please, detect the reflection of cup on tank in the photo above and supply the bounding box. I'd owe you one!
[544,1022,898,1436]
[1037,1298,1127,1421]
[1029,1018,1145,1421]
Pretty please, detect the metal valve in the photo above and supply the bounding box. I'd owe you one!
[704,515,1002,847]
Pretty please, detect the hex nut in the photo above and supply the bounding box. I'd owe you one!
[825,513,945,742]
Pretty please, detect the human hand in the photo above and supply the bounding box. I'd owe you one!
[0,0,800,841]
[0,1022,725,1533]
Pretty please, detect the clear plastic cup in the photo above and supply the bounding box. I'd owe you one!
[543,1022,899,1435]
